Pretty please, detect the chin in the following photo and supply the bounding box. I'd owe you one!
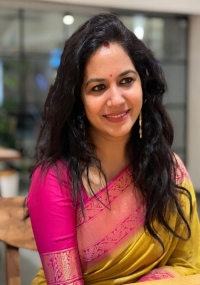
[106,130,131,140]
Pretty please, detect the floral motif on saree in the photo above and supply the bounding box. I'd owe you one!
[137,267,177,282]
[175,154,190,183]
[77,166,133,227]
[77,166,146,274]
[41,247,83,284]
[80,209,145,264]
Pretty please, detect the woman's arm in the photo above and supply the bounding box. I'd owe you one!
[27,165,84,285]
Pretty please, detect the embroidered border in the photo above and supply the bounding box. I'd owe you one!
[80,205,145,264]
[138,268,175,282]
[175,155,190,184]
[41,247,83,284]
[77,167,133,227]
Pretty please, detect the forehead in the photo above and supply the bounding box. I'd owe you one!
[84,43,134,74]
[89,42,129,61]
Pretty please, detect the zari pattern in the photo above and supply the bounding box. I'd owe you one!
[80,206,145,264]
[41,247,82,284]
[138,268,175,282]
[77,167,133,227]
[175,155,190,183]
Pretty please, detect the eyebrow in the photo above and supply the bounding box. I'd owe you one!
[120,69,137,77]
[85,69,137,87]
[85,78,104,87]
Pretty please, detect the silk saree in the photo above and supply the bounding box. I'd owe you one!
[27,156,200,284]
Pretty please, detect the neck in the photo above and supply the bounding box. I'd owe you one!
[90,131,130,182]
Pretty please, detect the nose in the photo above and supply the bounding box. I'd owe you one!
[106,86,125,107]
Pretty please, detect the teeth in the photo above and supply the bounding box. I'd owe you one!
[106,112,126,118]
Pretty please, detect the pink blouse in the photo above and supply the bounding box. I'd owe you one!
[27,164,85,284]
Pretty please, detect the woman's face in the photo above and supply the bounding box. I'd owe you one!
[81,43,143,143]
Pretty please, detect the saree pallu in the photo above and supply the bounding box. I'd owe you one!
[30,158,200,285]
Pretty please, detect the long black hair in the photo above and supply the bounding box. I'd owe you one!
[32,13,192,250]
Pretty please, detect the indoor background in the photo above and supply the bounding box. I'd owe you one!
[0,0,199,284]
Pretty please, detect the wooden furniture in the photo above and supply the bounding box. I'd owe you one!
[0,196,37,285]
[129,274,200,284]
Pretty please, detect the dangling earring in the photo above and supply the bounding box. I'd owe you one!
[139,112,142,139]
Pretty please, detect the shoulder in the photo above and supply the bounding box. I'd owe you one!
[173,153,190,185]
[28,161,72,205]
[32,161,70,185]
[173,153,197,207]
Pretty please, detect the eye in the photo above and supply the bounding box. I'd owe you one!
[120,77,133,85]
[92,84,106,91]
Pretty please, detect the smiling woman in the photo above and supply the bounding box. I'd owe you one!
[81,43,143,145]
[26,13,200,285]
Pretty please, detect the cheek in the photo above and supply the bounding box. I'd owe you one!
[83,96,104,113]
[134,86,143,102]
[128,89,143,105]
[83,100,99,117]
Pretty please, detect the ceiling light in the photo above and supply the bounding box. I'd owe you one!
[134,26,144,40]
[63,15,74,25]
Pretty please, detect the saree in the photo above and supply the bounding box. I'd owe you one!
[27,156,200,284]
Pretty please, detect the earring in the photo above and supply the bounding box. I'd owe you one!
[139,112,142,139]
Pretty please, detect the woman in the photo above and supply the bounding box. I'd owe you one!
[27,13,200,284]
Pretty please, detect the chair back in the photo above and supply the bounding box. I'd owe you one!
[0,196,36,285]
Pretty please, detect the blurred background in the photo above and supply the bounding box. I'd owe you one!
[0,0,199,283]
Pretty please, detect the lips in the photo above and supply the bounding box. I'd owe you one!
[103,109,130,118]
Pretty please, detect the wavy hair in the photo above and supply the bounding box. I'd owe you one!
[33,13,192,250]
